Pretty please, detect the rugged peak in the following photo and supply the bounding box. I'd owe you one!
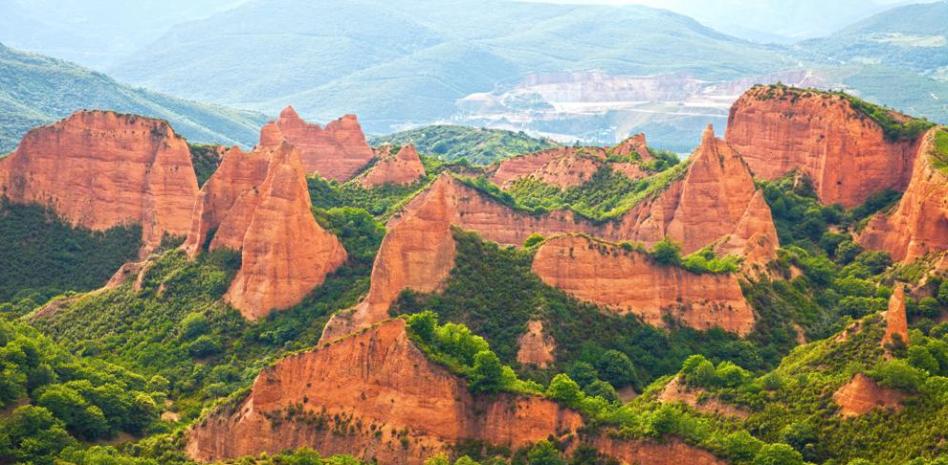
[833,373,906,417]
[258,109,374,181]
[700,123,716,146]
[726,85,923,207]
[182,141,347,319]
[0,110,198,254]
[359,143,426,188]
[613,133,653,160]
[882,285,909,348]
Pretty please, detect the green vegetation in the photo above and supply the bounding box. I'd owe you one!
[932,127,948,174]
[0,200,140,310]
[0,319,161,464]
[394,229,787,391]
[187,144,223,186]
[371,126,559,165]
[476,161,688,222]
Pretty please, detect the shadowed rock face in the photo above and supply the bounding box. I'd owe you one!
[832,373,906,417]
[858,129,948,262]
[182,142,347,320]
[0,110,198,253]
[187,319,725,465]
[259,107,374,181]
[532,235,755,335]
[359,144,427,188]
[726,86,921,208]
[186,319,583,465]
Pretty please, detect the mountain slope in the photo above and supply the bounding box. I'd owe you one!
[0,42,267,153]
[370,125,559,165]
[107,0,793,134]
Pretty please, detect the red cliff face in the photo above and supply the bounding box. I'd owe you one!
[259,106,374,181]
[604,125,778,265]
[188,318,721,465]
[225,143,348,319]
[725,85,921,208]
[532,235,755,335]
[0,111,198,252]
[516,320,556,368]
[182,142,347,320]
[187,319,583,465]
[359,144,427,188]
[857,128,948,262]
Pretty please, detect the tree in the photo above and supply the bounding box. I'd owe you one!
[595,350,637,388]
[718,431,763,462]
[651,238,682,266]
[871,359,927,392]
[567,362,599,387]
[715,361,750,388]
[752,443,804,465]
[179,312,210,340]
[583,380,619,403]
[524,233,545,248]
[546,374,583,405]
[681,355,717,388]
[469,351,505,393]
[527,441,566,465]
[0,405,73,465]
[407,311,438,344]
[908,346,939,374]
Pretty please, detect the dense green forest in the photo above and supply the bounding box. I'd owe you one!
[370,126,559,165]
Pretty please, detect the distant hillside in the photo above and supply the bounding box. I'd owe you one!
[0,42,266,153]
[801,1,948,76]
[107,0,794,135]
[370,125,559,165]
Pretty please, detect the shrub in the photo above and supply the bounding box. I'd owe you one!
[523,233,545,248]
[187,335,222,358]
[650,238,682,266]
[179,312,210,340]
[681,355,717,388]
[752,443,804,465]
[546,374,584,405]
[870,359,927,392]
[526,440,566,465]
[595,350,637,388]
[469,351,506,393]
[583,380,619,403]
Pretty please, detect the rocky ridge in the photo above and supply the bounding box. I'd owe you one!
[358,144,427,188]
[259,106,375,181]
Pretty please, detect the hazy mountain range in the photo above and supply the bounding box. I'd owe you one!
[0,0,946,151]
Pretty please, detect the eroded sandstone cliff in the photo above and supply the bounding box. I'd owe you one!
[359,144,427,188]
[0,110,198,252]
[832,373,906,417]
[882,285,909,349]
[516,320,556,368]
[258,106,374,181]
[188,318,725,465]
[223,143,348,319]
[857,128,948,262]
[531,235,755,335]
[187,319,583,464]
[725,85,922,208]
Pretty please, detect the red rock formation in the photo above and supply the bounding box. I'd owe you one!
[182,146,270,257]
[516,320,556,368]
[882,285,909,348]
[258,106,374,181]
[186,319,583,464]
[613,133,653,161]
[220,143,348,319]
[603,125,778,264]
[725,85,922,208]
[0,110,198,252]
[359,144,427,188]
[857,128,948,262]
[832,373,906,417]
[531,235,755,335]
[657,376,749,418]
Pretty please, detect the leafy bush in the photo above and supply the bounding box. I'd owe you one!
[650,238,682,266]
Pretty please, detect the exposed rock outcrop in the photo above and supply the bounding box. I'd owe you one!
[359,144,427,188]
[188,318,722,465]
[258,107,374,181]
[187,319,583,464]
[726,85,922,208]
[586,125,777,265]
[531,235,755,335]
[182,142,347,319]
[223,143,348,319]
[857,128,948,262]
[657,376,750,418]
[882,285,909,348]
[0,110,198,252]
[832,373,906,417]
[516,320,556,368]
[490,134,654,189]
